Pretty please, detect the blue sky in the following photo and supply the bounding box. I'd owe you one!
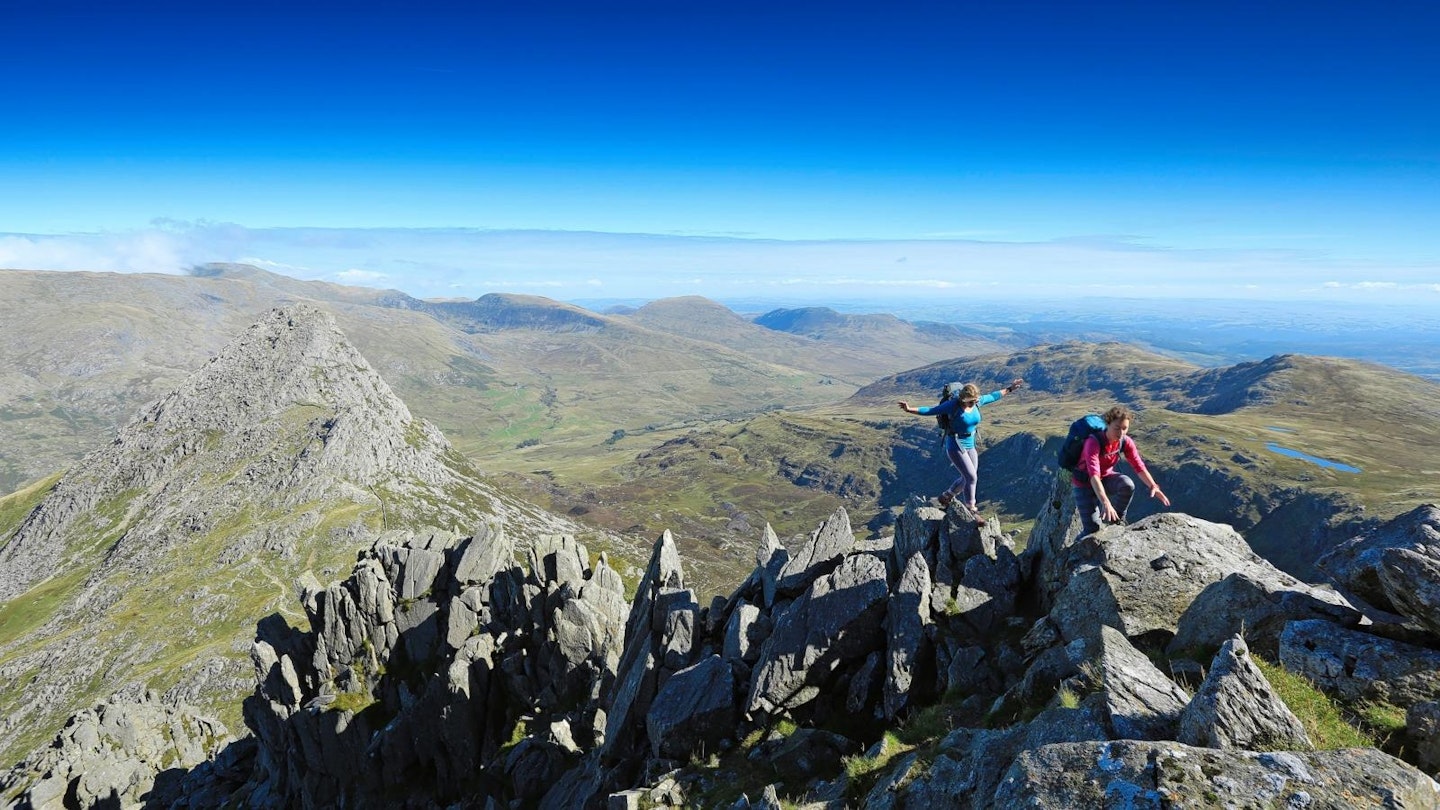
[2,1,1437,303]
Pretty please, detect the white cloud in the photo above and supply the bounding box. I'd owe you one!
[4,223,1437,305]
[0,232,189,274]
[238,256,313,274]
[334,269,388,281]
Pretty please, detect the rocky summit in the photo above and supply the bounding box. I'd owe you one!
[9,479,1440,807]
[0,305,589,772]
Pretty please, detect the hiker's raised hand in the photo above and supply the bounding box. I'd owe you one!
[898,401,914,414]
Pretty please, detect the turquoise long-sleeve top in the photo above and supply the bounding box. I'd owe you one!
[916,390,1003,449]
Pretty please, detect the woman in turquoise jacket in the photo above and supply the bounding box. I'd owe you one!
[899,378,1023,510]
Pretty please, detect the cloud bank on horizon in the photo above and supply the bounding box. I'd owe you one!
[1,223,1435,305]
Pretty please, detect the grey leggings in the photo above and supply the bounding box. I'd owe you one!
[943,436,979,507]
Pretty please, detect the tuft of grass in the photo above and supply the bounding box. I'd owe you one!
[1056,686,1080,710]
[328,690,377,715]
[1356,700,1409,753]
[1254,658,1377,749]
[842,731,912,796]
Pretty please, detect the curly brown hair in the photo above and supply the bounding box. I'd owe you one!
[1103,405,1133,425]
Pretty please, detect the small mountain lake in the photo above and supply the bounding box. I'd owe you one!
[1264,442,1362,473]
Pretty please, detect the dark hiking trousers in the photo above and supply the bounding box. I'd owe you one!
[1074,474,1135,537]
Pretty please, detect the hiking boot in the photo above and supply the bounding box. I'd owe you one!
[936,491,954,508]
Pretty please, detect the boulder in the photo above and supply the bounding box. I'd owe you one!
[1378,546,1440,637]
[1169,570,1359,659]
[451,518,514,586]
[1177,635,1311,751]
[747,552,889,715]
[1278,619,1440,708]
[883,551,933,720]
[1093,625,1190,742]
[1317,504,1440,612]
[774,507,857,596]
[994,740,1440,808]
[646,655,737,760]
[1048,513,1357,651]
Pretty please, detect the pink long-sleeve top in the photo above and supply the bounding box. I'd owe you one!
[1073,434,1149,486]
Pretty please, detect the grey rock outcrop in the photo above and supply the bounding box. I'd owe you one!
[1318,504,1440,614]
[238,524,626,808]
[1278,619,1440,709]
[1378,547,1440,638]
[0,306,526,771]
[0,305,606,774]
[995,740,1440,808]
[1178,634,1312,751]
[747,552,890,715]
[0,694,231,810]
[1045,513,1358,653]
[1092,625,1191,742]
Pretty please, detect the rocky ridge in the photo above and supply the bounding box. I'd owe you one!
[0,306,597,771]
[12,486,1440,807]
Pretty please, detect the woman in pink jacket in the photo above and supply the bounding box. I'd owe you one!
[1073,405,1170,536]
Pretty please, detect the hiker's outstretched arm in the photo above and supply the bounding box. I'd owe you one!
[1137,468,1171,507]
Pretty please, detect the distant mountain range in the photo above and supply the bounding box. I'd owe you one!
[3,265,1437,591]
[0,265,1004,496]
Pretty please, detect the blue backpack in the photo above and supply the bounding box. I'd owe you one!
[934,382,964,433]
[1057,414,1108,471]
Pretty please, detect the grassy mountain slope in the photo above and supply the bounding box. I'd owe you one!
[589,342,1440,592]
